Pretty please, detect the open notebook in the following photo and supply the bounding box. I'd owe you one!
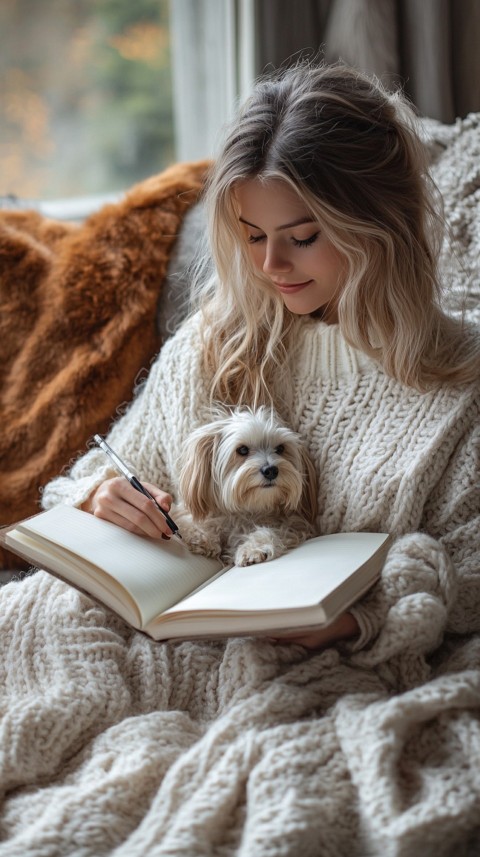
[2,505,391,640]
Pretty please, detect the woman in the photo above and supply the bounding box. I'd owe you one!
[43,62,479,648]
[3,62,479,856]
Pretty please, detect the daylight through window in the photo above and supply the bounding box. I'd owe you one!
[0,0,174,201]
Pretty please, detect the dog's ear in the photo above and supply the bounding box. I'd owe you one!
[178,429,217,520]
[299,446,318,525]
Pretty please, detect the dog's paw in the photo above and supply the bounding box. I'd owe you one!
[234,541,276,567]
[186,538,211,556]
[179,524,221,559]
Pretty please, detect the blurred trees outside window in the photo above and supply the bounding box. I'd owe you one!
[0,0,174,200]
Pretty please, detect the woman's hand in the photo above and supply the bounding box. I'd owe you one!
[268,611,360,650]
[81,477,174,539]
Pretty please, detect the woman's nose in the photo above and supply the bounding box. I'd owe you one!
[263,242,292,275]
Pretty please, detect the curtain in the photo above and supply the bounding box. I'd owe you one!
[253,0,480,122]
[170,0,255,161]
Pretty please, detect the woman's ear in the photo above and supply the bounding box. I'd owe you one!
[299,446,318,525]
[178,429,217,520]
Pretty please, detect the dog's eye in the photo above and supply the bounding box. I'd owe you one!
[236,445,249,456]
[274,444,285,455]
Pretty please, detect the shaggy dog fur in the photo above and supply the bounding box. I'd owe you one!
[173,407,317,566]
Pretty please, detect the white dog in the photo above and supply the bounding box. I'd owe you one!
[173,406,317,566]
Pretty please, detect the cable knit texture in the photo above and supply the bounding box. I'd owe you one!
[4,308,475,857]
[0,117,479,856]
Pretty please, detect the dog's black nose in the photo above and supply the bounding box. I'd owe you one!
[261,464,278,482]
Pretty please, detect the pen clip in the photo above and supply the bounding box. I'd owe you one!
[94,434,134,481]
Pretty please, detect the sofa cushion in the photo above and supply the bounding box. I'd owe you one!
[0,160,211,567]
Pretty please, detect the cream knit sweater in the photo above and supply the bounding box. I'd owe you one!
[3,113,480,857]
[42,311,480,645]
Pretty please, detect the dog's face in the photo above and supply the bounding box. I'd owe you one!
[178,407,317,521]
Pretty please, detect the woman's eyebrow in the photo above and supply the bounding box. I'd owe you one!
[239,216,316,231]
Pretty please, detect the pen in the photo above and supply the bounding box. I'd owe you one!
[93,434,182,538]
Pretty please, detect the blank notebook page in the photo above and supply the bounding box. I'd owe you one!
[164,532,388,614]
[16,505,222,621]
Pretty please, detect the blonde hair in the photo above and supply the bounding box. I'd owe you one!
[192,62,479,405]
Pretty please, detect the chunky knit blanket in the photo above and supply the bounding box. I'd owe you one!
[0,118,479,856]
[0,567,479,856]
[421,112,480,326]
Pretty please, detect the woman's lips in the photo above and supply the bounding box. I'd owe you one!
[273,280,313,294]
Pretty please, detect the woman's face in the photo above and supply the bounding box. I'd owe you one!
[235,178,345,321]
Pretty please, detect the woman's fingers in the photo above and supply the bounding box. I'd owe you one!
[90,477,174,538]
[142,483,173,514]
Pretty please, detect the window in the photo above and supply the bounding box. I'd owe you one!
[0,0,173,204]
[0,0,255,219]
[170,0,255,162]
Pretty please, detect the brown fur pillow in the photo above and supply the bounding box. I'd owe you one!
[0,159,211,567]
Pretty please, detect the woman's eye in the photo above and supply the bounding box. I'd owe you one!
[274,444,285,455]
[247,234,265,244]
[236,445,250,456]
[292,232,319,248]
